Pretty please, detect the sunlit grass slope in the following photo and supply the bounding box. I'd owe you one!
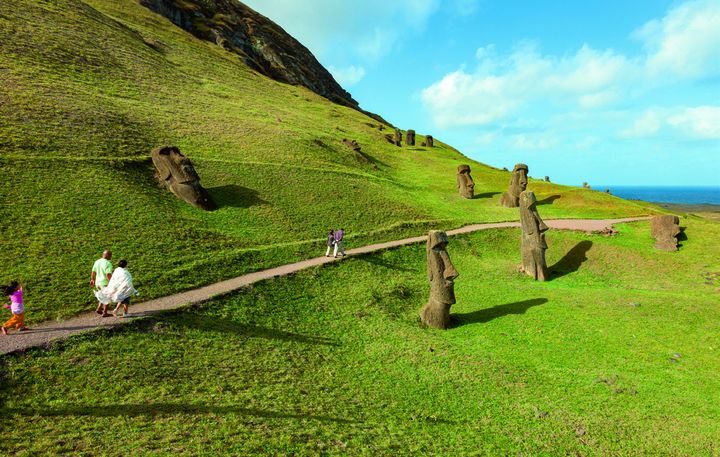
[2,218,717,455]
[0,0,655,322]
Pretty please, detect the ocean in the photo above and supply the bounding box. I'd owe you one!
[599,186,720,205]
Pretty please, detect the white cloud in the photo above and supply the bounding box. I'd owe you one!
[667,106,720,139]
[512,133,558,150]
[328,65,366,86]
[619,109,663,138]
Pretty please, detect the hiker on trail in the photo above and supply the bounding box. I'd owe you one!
[95,259,138,318]
[325,230,335,257]
[2,280,29,335]
[90,250,113,317]
[333,228,346,258]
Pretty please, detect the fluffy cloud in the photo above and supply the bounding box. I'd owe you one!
[620,106,720,139]
[328,65,366,87]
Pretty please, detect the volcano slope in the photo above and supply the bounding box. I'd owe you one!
[0,0,654,323]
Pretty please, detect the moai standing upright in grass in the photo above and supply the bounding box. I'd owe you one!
[499,163,528,207]
[456,165,475,199]
[651,215,681,251]
[394,128,402,146]
[406,129,416,146]
[420,231,459,329]
[151,146,217,210]
[425,135,434,147]
[519,191,549,281]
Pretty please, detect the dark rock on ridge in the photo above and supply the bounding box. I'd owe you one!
[139,0,358,109]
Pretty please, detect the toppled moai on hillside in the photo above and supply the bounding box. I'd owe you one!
[499,163,529,207]
[406,129,416,146]
[456,165,475,199]
[651,215,681,251]
[420,231,458,329]
[519,191,549,281]
[394,128,402,147]
[342,138,361,152]
[151,146,216,210]
[545,176,550,182]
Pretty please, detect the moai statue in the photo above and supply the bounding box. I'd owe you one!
[604,188,611,194]
[151,146,216,210]
[420,231,459,329]
[651,215,681,251]
[499,163,529,207]
[544,176,550,182]
[426,135,434,147]
[583,182,591,189]
[394,128,402,147]
[342,138,361,152]
[456,165,475,199]
[519,191,549,281]
[406,130,416,146]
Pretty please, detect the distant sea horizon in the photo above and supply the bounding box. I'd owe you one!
[595,185,720,205]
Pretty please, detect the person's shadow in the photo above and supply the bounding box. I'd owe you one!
[536,194,561,205]
[452,298,548,326]
[549,240,593,279]
[207,184,267,209]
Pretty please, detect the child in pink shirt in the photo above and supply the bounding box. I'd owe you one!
[2,280,29,335]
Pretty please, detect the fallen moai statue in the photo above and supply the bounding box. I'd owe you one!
[651,215,681,251]
[151,146,216,210]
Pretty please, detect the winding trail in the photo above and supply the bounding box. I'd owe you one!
[0,217,649,355]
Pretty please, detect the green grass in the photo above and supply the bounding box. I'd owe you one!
[2,217,718,455]
[0,0,656,322]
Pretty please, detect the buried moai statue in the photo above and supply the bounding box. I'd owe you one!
[151,146,216,210]
[651,215,682,251]
[519,191,549,281]
[406,129,416,146]
[420,231,459,329]
[425,135,434,147]
[456,165,475,199]
[342,138,361,152]
[583,182,591,189]
[545,176,550,182]
[394,128,402,146]
[499,163,529,207]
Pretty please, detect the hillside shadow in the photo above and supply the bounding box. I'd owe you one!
[549,240,593,279]
[473,191,501,199]
[7,403,357,423]
[452,298,548,326]
[208,184,267,209]
[537,194,561,205]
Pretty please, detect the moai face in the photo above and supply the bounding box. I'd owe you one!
[544,176,550,182]
[500,163,529,207]
[519,191,549,281]
[456,164,475,199]
[406,130,416,146]
[426,135,434,147]
[394,128,402,146]
[651,215,681,251]
[151,146,217,210]
[420,231,458,329]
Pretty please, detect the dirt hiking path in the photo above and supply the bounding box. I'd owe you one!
[0,217,648,355]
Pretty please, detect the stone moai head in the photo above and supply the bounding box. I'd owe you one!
[394,128,402,146]
[544,176,550,182]
[583,182,590,189]
[420,230,458,329]
[406,129,416,146]
[456,164,475,199]
[151,146,216,210]
[342,138,361,152]
[519,191,549,281]
[651,215,681,251]
[499,163,529,207]
[426,135,434,147]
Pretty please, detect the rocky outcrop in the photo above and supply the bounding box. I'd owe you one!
[139,0,359,109]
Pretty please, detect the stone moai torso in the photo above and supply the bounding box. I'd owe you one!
[651,215,681,251]
[519,191,549,281]
[426,135,434,147]
[407,130,416,146]
[420,231,458,329]
[456,165,475,199]
[499,163,529,207]
[394,128,402,146]
[151,146,216,210]
[545,176,550,182]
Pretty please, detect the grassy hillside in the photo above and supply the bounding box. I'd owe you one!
[2,217,718,455]
[1,0,655,323]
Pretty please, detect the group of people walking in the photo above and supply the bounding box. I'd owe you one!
[325,228,346,258]
[91,250,138,318]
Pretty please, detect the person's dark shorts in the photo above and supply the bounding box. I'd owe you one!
[120,297,131,305]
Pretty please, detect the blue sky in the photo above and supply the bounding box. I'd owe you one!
[243,0,720,186]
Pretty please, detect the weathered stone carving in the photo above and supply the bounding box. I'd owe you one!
[544,176,550,182]
[342,138,361,152]
[519,191,549,281]
[425,135,434,147]
[651,215,681,251]
[406,130,416,146]
[456,165,475,199]
[420,231,458,329]
[394,128,402,147]
[499,163,529,207]
[583,182,591,189]
[151,146,216,210]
